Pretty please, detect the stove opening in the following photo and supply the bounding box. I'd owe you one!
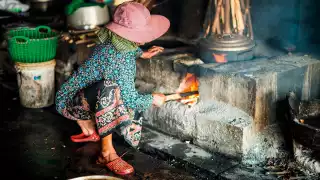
[176,73,199,106]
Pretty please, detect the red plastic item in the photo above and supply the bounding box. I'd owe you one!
[70,132,100,143]
[97,157,134,175]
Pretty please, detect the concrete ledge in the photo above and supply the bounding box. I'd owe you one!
[139,127,282,180]
[139,127,240,177]
[143,100,253,158]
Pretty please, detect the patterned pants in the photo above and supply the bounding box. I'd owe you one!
[66,80,142,147]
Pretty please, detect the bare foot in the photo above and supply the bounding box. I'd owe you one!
[101,149,119,163]
[77,120,96,136]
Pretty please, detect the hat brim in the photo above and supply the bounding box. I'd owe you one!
[105,15,170,44]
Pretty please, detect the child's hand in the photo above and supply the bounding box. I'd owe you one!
[152,93,166,107]
[141,46,164,59]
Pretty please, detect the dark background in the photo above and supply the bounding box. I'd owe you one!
[152,0,320,53]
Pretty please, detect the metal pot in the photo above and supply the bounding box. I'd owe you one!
[28,0,53,12]
[67,5,110,30]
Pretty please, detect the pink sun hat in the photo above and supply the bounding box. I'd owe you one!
[105,1,170,43]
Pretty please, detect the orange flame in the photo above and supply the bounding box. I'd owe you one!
[213,53,227,63]
[176,73,200,106]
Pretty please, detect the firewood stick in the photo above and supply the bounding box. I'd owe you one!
[75,39,94,45]
[235,0,244,34]
[180,97,199,104]
[216,21,221,34]
[212,0,223,34]
[87,43,96,48]
[247,9,253,39]
[205,25,211,37]
[165,94,181,101]
[240,0,246,27]
[221,4,225,24]
[240,0,245,11]
[246,0,254,39]
[209,0,215,34]
[243,7,248,36]
[165,91,199,102]
[216,8,221,35]
[224,0,231,34]
[203,0,211,28]
[218,1,224,34]
[204,0,213,37]
[230,0,237,30]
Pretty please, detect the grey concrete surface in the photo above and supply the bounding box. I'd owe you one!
[143,100,253,158]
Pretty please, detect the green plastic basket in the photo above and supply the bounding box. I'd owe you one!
[7,26,59,63]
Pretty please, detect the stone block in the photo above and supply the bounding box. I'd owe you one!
[194,113,252,158]
[143,101,197,139]
[143,100,253,158]
[136,53,201,94]
[197,55,320,132]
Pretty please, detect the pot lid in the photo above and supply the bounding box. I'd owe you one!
[200,34,255,52]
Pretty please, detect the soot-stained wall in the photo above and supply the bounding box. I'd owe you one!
[151,0,207,39]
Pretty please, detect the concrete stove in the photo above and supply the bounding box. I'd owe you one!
[136,52,320,163]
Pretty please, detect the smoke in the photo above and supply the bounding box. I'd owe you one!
[251,0,320,54]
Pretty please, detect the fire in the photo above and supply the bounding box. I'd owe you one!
[213,53,227,63]
[176,73,200,106]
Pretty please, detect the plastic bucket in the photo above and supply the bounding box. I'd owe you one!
[15,60,56,108]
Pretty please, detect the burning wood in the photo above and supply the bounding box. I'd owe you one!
[175,73,200,106]
[163,73,199,107]
[165,91,199,102]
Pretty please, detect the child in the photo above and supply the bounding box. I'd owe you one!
[55,1,170,175]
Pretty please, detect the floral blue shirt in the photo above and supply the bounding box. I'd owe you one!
[55,42,153,119]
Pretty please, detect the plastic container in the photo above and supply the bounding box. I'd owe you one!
[15,59,56,108]
[7,26,58,63]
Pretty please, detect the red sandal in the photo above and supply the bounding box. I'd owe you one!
[70,131,100,143]
[96,153,134,176]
